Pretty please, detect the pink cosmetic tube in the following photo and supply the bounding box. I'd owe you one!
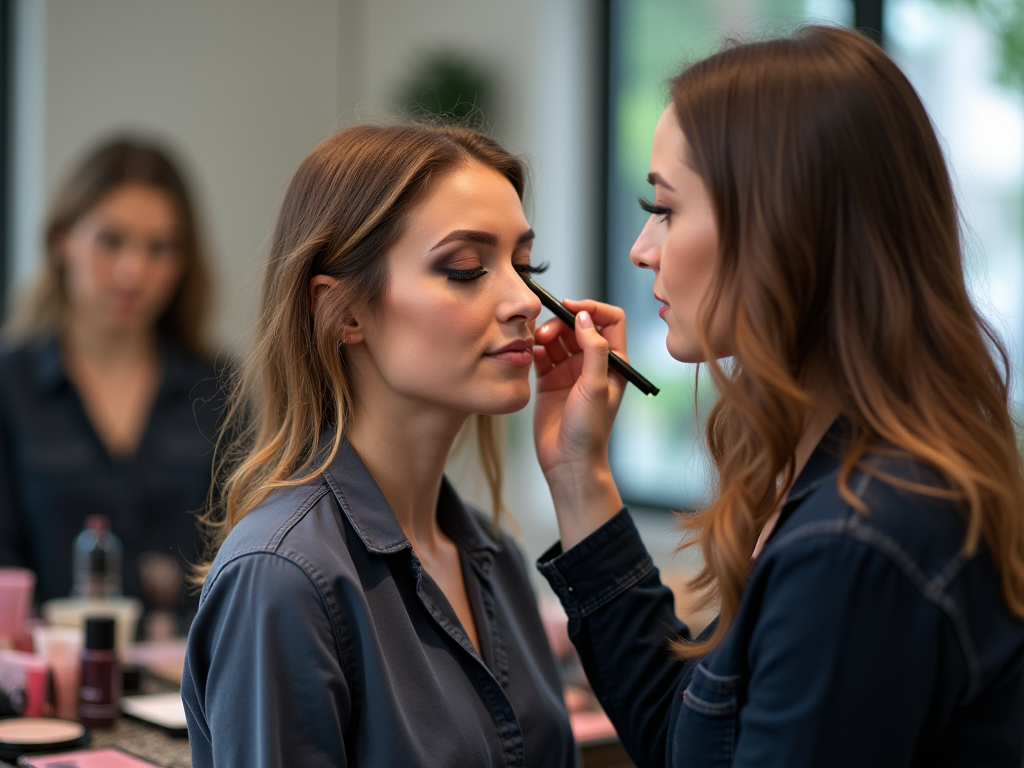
[0,568,35,651]
[32,626,84,720]
[0,649,49,717]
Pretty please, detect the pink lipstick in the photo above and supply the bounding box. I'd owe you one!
[485,339,534,367]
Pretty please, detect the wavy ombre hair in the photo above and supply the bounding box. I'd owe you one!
[195,124,524,580]
[672,26,1024,657]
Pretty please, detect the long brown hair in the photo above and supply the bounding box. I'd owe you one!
[6,137,210,357]
[195,123,524,579]
[673,25,1024,657]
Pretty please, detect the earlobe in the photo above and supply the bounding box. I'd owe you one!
[340,317,365,346]
[310,273,366,346]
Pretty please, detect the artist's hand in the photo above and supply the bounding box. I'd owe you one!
[533,299,626,549]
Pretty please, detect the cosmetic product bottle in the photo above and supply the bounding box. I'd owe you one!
[72,515,123,598]
[78,617,120,727]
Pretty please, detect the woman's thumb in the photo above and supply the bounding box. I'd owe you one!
[575,311,610,388]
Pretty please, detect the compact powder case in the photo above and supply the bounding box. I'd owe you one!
[0,718,90,760]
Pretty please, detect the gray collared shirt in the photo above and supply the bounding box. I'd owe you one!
[182,439,576,768]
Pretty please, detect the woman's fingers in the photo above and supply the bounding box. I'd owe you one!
[533,299,629,394]
[560,299,628,360]
[574,311,611,393]
[533,344,555,375]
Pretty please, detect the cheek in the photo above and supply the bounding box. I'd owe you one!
[62,245,105,298]
[150,259,185,300]
[661,230,717,311]
[375,285,491,389]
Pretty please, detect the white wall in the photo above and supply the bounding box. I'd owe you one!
[12,0,348,351]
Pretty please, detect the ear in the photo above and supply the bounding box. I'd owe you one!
[309,273,366,345]
[49,227,69,266]
[309,274,338,311]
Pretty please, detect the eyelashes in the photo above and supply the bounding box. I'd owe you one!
[442,266,488,281]
[516,262,549,275]
[441,262,549,282]
[638,196,672,219]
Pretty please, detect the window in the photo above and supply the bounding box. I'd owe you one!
[604,0,1023,510]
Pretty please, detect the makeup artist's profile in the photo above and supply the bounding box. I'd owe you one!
[180,124,575,767]
[531,24,1024,768]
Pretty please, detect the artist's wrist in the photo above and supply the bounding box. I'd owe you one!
[544,461,623,550]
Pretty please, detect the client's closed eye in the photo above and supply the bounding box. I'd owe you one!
[442,262,547,282]
[442,266,488,281]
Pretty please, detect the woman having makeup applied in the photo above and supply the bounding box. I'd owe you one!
[181,124,575,768]
[532,26,1024,767]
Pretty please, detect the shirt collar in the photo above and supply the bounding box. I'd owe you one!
[30,333,201,398]
[782,416,851,505]
[31,336,69,394]
[322,437,501,557]
[158,340,207,397]
[759,418,850,551]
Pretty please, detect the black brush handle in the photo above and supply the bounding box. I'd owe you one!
[524,277,660,396]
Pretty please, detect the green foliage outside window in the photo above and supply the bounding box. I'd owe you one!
[936,0,1024,93]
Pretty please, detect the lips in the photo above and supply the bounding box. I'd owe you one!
[484,339,534,367]
[654,292,670,319]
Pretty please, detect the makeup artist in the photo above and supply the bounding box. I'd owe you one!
[532,26,1024,767]
[182,123,575,768]
[0,138,223,627]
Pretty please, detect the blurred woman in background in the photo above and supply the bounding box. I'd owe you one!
[0,138,224,631]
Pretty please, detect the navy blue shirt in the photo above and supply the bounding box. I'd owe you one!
[538,425,1024,767]
[0,335,224,610]
[181,439,575,768]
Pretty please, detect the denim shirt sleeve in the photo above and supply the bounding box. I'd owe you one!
[537,508,698,768]
[182,552,352,768]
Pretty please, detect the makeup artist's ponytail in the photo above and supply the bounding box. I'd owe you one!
[669,25,1024,658]
[194,123,525,582]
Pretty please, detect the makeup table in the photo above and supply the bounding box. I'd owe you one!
[0,677,190,768]
[1,635,634,768]
[1,714,629,768]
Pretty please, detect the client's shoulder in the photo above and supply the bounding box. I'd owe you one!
[209,478,346,580]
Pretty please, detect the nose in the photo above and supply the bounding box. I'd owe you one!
[112,243,149,287]
[497,267,542,324]
[630,217,661,272]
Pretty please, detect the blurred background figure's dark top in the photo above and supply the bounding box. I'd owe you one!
[0,335,224,616]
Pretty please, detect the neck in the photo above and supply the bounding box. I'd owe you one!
[789,362,844,489]
[752,370,843,558]
[63,314,159,368]
[345,372,467,552]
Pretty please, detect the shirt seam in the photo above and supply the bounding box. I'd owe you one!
[202,548,354,688]
[323,468,409,555]
[767,516,980,701]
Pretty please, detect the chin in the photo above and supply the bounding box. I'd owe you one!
[471,383,532,416]
[665,340,704,364]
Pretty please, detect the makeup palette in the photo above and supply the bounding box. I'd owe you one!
[0,717,90,760]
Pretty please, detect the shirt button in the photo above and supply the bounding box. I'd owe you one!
[567,586,575,595]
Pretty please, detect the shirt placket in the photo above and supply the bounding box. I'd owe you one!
[409,549,526,768]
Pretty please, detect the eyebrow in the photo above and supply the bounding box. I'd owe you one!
[647,172,676,192]
[430,228,535,252]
